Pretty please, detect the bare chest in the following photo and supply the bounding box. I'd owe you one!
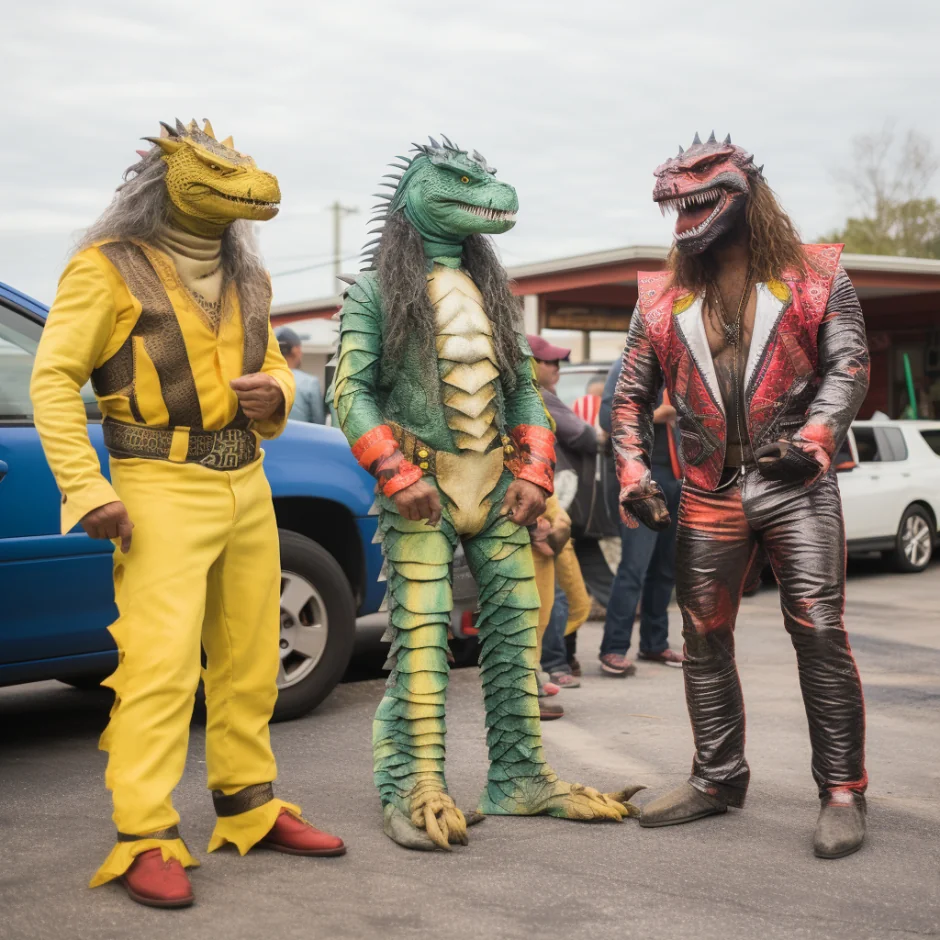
[702,287,757,404]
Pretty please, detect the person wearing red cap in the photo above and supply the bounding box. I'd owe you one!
[527,335,599,687]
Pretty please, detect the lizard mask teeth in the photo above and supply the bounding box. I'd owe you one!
[658,188,722,216]
[459,204,517,223]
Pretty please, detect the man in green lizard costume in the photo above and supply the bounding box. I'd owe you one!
[329,137,641,851]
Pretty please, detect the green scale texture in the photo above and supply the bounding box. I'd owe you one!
[372,471,563,816]
[328,139,633,837]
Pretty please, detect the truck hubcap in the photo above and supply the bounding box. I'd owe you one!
[278,572,328,689]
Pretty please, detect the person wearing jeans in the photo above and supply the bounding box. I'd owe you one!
[540,584,571,682]
[598,361,685,676]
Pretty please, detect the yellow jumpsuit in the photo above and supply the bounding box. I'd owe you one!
[532,497,592,663]
[30,241,300,886]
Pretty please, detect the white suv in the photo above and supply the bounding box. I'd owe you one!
[838,420,940,573]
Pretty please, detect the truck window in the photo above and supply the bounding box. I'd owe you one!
[0,302,99,422]
[0,304,41,420]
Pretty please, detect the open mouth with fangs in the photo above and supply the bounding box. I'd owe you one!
[657,188,727,241]
[457,202,517,223]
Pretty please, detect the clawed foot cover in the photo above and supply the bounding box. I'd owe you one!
[373,488,640,851]
[373,508,472,851]
[383,784,469,851]
[479,777,642,821]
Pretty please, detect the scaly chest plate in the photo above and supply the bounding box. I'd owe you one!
[428,265,500,452]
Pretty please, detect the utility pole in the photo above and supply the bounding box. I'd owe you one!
[329,201,359,286]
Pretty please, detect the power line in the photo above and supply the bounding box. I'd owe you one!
[329,201,359,283]
[270,252,361,279]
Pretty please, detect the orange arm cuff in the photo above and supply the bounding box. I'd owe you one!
[506,424,556,494]
[352,425,423,498]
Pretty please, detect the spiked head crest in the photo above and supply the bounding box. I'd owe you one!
[653,131,763,254]
[143,118,252,166]
[360,135,511,270]
[139,118,280,226]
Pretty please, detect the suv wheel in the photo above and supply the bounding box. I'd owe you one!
[891,505,935,573]
[274,529,357,721]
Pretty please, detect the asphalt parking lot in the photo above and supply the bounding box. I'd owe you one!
[1,560,938,940]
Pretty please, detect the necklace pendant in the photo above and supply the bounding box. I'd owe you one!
[723,321,740,346]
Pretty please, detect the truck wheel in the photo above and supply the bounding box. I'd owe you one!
[890,505,935,573]
[273,529,357,721]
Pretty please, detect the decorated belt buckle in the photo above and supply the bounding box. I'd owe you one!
[201,430,251,470]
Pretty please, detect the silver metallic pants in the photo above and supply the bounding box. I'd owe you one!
[676,467,867,804]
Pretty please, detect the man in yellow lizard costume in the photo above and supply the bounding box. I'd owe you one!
[30,119,345,909]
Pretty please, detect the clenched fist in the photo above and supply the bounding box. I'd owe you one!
[230,373,285,421]
[628,494,671,532]
[392,479,443,525]
[81,501,134,552]
[500,479,547,528]
[529,516,555,557]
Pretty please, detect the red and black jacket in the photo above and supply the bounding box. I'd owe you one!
[611,244,870,506]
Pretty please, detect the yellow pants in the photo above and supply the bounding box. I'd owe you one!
[533,541,592,664]
[91,456,298,887]
[557,542,591,637]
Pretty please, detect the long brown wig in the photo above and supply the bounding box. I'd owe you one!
[667,175,812,291]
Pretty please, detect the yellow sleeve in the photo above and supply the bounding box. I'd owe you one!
[30,251,121,534]
[252,323,296,440]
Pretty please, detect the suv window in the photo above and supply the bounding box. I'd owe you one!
[921,430,940,456]
[834,436,854,468]
[853,427,879,462]
[853,426,908,463]
[880,427,908,461]
[0,301,98,422]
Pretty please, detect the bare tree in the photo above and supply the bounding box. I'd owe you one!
[824,124,940,258]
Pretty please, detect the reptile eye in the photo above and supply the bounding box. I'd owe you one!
[209,163,222,172]
[460,176,470,184]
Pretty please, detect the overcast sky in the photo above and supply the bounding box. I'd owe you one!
[3,0,938,307]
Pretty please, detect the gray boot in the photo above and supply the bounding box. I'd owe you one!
[639,782,728,828]
[814,793,866,859]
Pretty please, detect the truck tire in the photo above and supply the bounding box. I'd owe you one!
[273,529,357,721]
[59,530,357,720]
[890,504,935,574]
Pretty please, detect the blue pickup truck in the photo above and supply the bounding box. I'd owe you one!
[0,281,385,719]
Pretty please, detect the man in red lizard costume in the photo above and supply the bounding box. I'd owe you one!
[611,133,870,858]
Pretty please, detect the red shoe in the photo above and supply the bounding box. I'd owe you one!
[122,848,194,909]
[260,809,346,857]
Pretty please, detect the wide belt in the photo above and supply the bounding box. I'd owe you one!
[103,418,258,471]
[387,422,502,474]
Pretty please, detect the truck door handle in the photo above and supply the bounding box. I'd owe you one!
[0,460,7,482]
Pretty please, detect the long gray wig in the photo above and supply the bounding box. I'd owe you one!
[76,147,268,302]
